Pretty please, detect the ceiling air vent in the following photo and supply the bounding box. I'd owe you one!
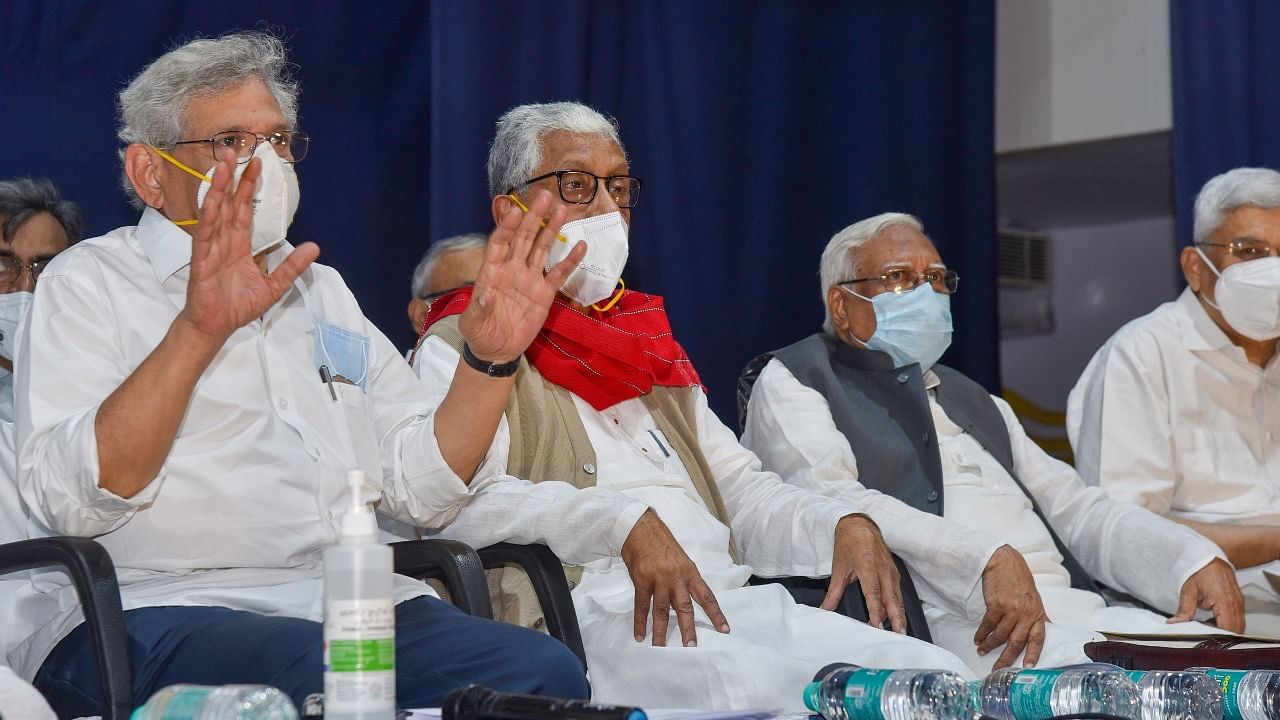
[998,229,1051,287]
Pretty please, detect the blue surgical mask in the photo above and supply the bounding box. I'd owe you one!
[843,283,953,370]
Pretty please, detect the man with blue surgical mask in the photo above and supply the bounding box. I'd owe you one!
[741,212,1245,675]
[1069,167,1280,636]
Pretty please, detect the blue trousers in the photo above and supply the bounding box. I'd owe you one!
[33,596,589,718]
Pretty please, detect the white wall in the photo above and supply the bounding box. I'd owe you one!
[1000,216,1179,413]
[997,0,1171,152]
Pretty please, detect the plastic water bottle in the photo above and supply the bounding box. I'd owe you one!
[977,665,1141,720]
[803,663,974,720]
[1126,671,1222,720]
[130,684,298,719]
[1192,668,1280,720]
[323,470,395,720]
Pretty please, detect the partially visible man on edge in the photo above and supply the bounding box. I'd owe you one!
[0,178,82,420]
[412,102,973,711]
[740,212,1244,675]
[1068,167,1280,636]
[10,33,588,717]
[0,178,80,720]
[406,232,487,336]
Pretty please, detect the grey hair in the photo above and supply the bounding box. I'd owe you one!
[0,177,85,245]
[819,212,924,334]
[487,102,625,199]
[1193,167,1280,245]
[116,31,300,208]
[411,233,488,298]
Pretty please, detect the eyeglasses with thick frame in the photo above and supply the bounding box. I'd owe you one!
[840,267,960,296]
[1197,239,1278,263]
[172,130,310,164]
[0,251,59,289]
[516,170,642,209]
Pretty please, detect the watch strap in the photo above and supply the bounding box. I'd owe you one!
[462,342,520,378]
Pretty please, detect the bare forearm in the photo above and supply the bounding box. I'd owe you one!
[1173,517,1280,569]
[95,317,223,498]
[433,357,516,483]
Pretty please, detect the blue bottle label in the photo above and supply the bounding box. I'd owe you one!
[1008,669,1063,720]
[840,668,894,720]
[159,687,214,719]
[1201,669,1245,720]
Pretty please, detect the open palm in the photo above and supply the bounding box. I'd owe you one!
[459,190,586,362]
[178,155,319,342]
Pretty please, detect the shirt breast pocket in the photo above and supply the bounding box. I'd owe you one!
[314,321,370,391]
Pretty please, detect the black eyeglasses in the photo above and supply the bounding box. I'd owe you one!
[841,268,960,296]
[0,252,58,288]
[172,130,310,164]
[516,170,642,209]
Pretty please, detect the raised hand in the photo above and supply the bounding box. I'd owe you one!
[459,190,586,363]
[176,153,319,344]
[823,514,908,633]
[622,509,731,647]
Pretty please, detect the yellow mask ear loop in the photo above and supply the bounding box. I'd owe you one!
[151,147,212,227]
[592,279,625,313]
[506,194,568,243]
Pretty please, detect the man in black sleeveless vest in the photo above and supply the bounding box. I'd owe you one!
[741,212,1244,675]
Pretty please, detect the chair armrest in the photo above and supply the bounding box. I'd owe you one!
[392,539,493,619]
[475,543,586,670]
[0,537,132,720]
[749,554,932,642]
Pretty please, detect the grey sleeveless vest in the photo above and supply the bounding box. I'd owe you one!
[751,333,1099,594]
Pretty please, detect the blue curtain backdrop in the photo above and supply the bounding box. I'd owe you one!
[1,1,997,424]
[1171,0,1280,246]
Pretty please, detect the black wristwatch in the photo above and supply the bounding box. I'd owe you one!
[462,343,520,378]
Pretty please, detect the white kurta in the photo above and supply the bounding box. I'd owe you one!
[9,209,477,679]
[413,336,973,711]
[1068,287,1280,633]
[742,357,1226,674]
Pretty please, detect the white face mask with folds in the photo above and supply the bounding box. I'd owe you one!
[196,142,300,256]
[155,141,300,256]
[1197,247,1280,341]
[0,291,33,423]
[544,211,630,307]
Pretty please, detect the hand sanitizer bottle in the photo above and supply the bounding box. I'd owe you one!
[323,470,395,720]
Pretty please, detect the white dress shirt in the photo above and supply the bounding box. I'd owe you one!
[1068,288,1280,522]
[413,335,972,709]
[9,208,475,679]
[743,357,1225,673]
[1068,287,1280,632]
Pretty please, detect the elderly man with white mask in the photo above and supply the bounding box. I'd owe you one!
[412,102,972,711]
[1069,167,1280,636]
[740,212,1245,676]
[10,33,590,717]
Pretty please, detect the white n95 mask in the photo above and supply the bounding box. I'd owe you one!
[1197,248,1280,341]
[0,291,33,364]
[546,211,630,307]
[195,142,300,256]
